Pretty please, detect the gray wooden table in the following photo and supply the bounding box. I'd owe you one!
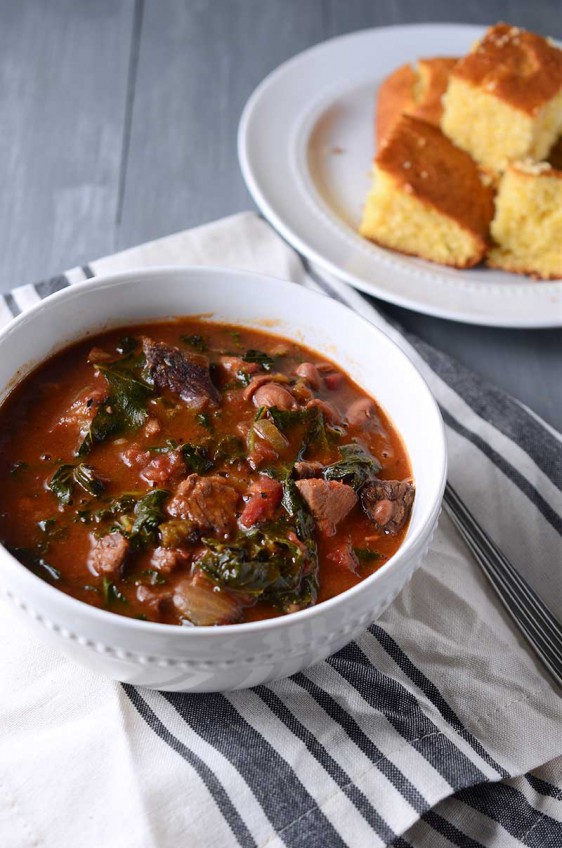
[0,0,560,427]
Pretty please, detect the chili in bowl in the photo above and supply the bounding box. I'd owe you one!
[0,267,446,691]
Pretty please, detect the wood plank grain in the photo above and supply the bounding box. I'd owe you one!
[0,0,134,289]
[116,0,330,247]
[325,0,561,37]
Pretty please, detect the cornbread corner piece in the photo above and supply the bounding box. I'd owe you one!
[360,115,495,269]
[487,161,562,279]
[376,57,458,149]
[441,23,562,173]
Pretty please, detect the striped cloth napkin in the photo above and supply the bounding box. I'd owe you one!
[0,212,560,848]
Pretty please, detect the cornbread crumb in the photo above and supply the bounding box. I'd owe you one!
[487,163,562,278]
[441,23,562,172]
[360,116,494,268]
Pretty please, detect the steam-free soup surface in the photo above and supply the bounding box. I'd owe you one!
[0,320,414,626]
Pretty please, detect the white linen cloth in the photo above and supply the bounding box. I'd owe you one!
[0,212,560,848]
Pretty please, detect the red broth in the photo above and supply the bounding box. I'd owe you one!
[0,320,414,626]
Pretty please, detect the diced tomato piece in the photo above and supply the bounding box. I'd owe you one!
[327,538,359,573]
[239,476,283,528]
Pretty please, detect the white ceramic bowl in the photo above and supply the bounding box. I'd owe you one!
[0,267,446,692]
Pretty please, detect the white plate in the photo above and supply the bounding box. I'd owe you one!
[238,23,562,327]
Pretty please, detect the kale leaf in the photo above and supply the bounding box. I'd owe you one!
[102,577,128,605]
[198,528,316,610]
[181,443,213,474]
[49,463,106,505]
[181,334,208,352]
[353,547,384,564]
[281,478,316,544]
[269,405,328,455]
[130,489,170,548]
[10,546,61,583]
[323,442,381,491]
[147,439,213,474]
[78,353,154,455]
[242,349,275,371]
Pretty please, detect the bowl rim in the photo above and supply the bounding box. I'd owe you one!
[0,264,447,639]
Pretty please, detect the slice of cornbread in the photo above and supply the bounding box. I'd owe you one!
[441,23,562,173]
[487,161,562,279]
[376,57,457,149]
[360,115,495,268]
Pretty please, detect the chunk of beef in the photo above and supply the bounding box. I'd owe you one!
[239,476,283,528]
[142,337,219,409]
[295,362,320,389]
[150,546,190,575]
[89,532,129,578]
[295,478,357,536]
[243,373,290,402]
[167,474,240,537]
[252,383,297,411]
[173,573,244,626]
[327,538,360,574]
[293,460,324,479]
[361,479,415,535]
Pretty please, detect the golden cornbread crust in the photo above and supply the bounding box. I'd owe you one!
[376,64,416,149]
[376,57,457,148]
[453,23,562,116]
[376,115,495,241]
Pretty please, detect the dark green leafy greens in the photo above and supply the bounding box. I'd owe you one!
[213,435,245,465]
[147,439,213,474]
[323,442,381,491]
[78,352,154,455]
[49,463,106,505]
[102,577,128,605]
[181,334,208,352]
[196,412,211,430]
[129,489,170,549]
[268,405,329,456]
[281,478,316,544]
[353,547,384,564]
[116,336,138,355]
[242,349,275,371]
[198,528,316,611]
[9,547,61,582]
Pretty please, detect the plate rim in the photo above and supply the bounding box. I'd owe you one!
[238,22,562,328]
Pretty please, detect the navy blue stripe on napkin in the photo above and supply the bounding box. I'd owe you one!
[34,274,70,298]
[163,692,349,848]
[328,643,489,788]
[3,292,20,317]
[370,626,509,779]
[442,409,562,534]
[397,332,562,490]
[124,686,257,847]
[455,782,562,846]
[291,672,431,814]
